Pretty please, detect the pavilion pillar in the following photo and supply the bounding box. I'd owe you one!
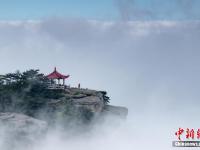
[63,79,65,85]
[58,79,60,85]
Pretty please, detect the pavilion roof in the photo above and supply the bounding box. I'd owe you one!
[46,67,69,79]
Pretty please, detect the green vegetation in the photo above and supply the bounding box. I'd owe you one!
[0,69,65,116]
[0,69,111,124]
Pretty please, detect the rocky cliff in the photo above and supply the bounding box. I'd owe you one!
[0,69,128,149]
[0,88,128,149]
[0,69,128,122]
[46,88,128,123]
[0,113,47,149]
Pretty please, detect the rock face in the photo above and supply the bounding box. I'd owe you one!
[0,113,48,149]
[72,95,104,112]
[0,113,47,132]
[66,88,128,118]
[103,105,128,118]
[47,88,128,119]
[0,88,128,149]
[48,88,106,112]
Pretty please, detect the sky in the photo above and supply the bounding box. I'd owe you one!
[0,1,200,149]
[0,20,200,150]
[0,0,200,20]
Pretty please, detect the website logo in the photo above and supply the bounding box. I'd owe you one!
[173,128,200,147]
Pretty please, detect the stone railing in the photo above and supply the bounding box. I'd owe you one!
[47,84,65,89]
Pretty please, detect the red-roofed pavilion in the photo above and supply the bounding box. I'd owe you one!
[46,67,69,88]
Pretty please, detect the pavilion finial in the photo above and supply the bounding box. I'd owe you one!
[54,67,57,72]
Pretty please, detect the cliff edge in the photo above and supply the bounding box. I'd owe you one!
[0,69,128,124]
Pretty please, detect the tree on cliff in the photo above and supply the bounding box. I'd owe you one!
[0,69,64,116]
[0,69,111,124]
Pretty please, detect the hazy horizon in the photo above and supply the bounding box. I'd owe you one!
[0,0,200,149]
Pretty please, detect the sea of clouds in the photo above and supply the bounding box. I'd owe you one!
[0,19,200,149]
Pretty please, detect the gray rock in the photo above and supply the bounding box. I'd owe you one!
[0,113,48,150]
[0,112,47,134]
[102,105,128,119]
[72,96,104,112]
[47,88,128,119]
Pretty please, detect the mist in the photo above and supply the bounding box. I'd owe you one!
[0,114,174,150]
[0,19,200,149]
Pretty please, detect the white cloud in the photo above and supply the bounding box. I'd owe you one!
[0,19,200,150]
[0,19,200,109]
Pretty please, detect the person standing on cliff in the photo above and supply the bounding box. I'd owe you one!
[78,83,80,89]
